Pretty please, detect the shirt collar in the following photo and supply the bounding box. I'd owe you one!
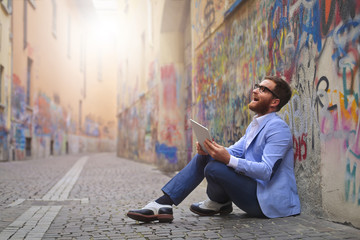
[254,112,276,126]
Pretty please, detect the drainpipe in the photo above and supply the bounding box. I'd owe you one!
[9,0,14,161]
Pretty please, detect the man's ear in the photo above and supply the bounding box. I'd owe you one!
[270,98,280,109]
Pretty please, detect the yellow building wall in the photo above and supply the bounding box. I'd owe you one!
[11,0,117,160]
[0,1,12,160]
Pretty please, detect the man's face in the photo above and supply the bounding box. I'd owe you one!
[248,79,277,116]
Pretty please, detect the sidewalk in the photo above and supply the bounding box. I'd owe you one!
[0,153,359,239]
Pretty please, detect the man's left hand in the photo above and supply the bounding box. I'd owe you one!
[203,139,230,164]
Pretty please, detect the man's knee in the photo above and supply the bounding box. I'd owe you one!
[204,161,226,178]
[192,154,210,168]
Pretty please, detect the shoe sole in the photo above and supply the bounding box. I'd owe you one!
[127,212,173,223]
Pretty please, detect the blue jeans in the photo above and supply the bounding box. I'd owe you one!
[162,154,265,217]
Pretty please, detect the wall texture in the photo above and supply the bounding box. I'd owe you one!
[10,0,117,161]
[192,0,360,227]
[0,0,12,161]
[116,0,360,227]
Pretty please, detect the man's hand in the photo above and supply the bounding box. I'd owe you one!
[203,139,230,164]
[196,142,208,155]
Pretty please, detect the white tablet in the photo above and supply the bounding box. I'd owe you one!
[190,119,212,153]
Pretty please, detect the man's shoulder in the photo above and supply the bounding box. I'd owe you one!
[267,114,291,129]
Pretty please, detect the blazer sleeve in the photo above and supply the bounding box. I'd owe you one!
[226,133,246,158]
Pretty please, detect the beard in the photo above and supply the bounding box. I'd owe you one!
[248,98,271,115]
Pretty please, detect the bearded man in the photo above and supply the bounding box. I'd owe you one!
[127,76,301,222]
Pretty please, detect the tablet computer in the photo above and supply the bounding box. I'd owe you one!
[190,119,212,153]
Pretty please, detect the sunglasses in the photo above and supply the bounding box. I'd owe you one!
[254,84,279,99]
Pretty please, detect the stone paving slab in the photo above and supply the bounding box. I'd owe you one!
[0,153,359,239]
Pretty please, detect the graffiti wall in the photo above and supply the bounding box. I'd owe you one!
[157,64,185,169]
[192,0,360,226]
[0,110,8,160]
[11,76,115,159]
[33,92,68,156]
[115,0,359,226]
[11,75,30,160]
[117,62,190,170]
[117,86,159,164]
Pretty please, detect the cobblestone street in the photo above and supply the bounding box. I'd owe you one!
[0,153,359,239]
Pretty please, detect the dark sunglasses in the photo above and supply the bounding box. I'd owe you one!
[254,84,279,99]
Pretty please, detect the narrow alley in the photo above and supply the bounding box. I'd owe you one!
[0,153,359,239]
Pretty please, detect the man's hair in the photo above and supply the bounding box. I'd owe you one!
[265,75,292,111]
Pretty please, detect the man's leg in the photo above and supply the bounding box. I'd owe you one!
[127,154,212,222]
[162,154,211,205]
[204,161,265,217]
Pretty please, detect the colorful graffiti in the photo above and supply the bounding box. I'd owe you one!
[10,75,113,159]
[117,86,159,163]
[12,75,26,122]
[117,1,360,223]
[0,111,8,154]
[192,0,234,47]
[157,64,183,165]
[117,63,188,168]
[190,0,360,220]
[84,115,100,137]
[11,75,29,159]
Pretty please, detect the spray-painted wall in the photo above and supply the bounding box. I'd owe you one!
[11,75,115,159]
[117,0,192,171]
[191,0,360,227]
[10,0,117,160]
[117,0,360,227]
[117,63,188,171]
[0,2,12,161]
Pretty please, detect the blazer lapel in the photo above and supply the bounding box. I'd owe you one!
[247,114,275,148]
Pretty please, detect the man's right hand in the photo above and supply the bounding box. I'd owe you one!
[196,142,208,155]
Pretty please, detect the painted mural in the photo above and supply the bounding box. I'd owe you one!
[11,74,29,160]
[117,63,189,169]
[33,92,68,156]
[116,0,359,224]
[157,64,184,167]
[0,110,8,159]
[11,76,114,159]
[192,0,244,48]
[191,0,359,222]
[117,86,159,164]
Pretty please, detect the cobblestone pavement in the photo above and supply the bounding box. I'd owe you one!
[0,153,359,239]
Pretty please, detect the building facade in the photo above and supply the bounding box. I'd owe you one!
[9,0,117,160]
[116,0,360,228]
[0,0,12,161]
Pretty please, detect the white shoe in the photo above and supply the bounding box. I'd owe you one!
[190,199,233,216]
[127,201,173,222]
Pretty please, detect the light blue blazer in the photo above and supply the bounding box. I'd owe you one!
[226,112,301,218]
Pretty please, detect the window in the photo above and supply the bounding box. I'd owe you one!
[97,49,102,81]
[147,0,153,46]
[67,14,71,58]
[51,0,57,37]
[79,100,82,131]
[23,0,27,49]
[25,137,31,157]
[50,139,54,155]
[80,34,84,71]
[28,0,36,9]
[26,58,33,105]
[1,0,13,14]
[0,23,2,52]
[0,65,3,103]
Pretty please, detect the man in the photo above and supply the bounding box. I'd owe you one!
[127,76,301,222]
